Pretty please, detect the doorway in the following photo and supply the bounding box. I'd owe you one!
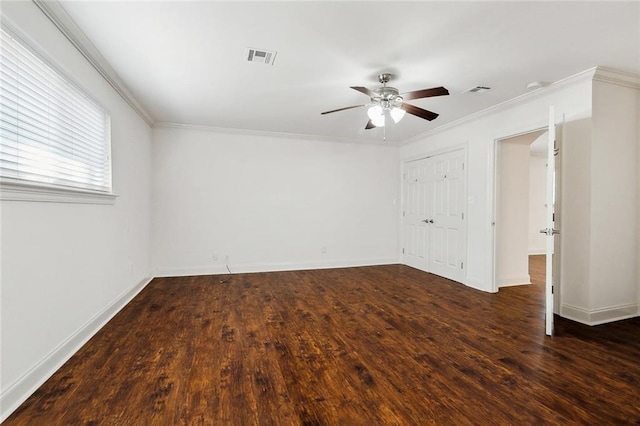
[494,129,547,289]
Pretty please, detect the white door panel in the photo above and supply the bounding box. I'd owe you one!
[403,158,431,271]
[403,149,466,283]
[544,107,557,336]
[430,150,465,282]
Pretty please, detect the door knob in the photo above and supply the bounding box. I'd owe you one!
[422,219,434,224]
[539,228,560,235]
[429,219,434,224]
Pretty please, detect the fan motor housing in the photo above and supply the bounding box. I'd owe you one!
[372,87,402,108]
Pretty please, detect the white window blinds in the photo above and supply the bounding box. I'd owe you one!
[0,26,111,193]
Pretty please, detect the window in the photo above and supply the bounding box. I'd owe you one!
[0,25,112,196]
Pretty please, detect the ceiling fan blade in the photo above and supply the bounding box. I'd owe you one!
[321,104,365,115]
[402,103,439,121]
[365,119,376,130]
[400,86,449,101]
[350,86,375,97]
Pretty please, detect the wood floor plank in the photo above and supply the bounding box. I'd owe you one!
[5,256,640,425]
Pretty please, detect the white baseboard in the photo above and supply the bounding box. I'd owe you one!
[0,276,153,423]
[528,249,546,255]
[154,257,399,277]
[465,277,495,293]
[498,274,531,287]
[561,303,639,325]
[155,264,229,277]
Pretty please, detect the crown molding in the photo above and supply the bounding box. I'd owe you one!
[154,121,398,147]
[592,66,640,89]
[33,0,154,127]
[400,67,603,146]
[21,3,640,146]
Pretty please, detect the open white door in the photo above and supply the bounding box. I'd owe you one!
[542,106,558,336]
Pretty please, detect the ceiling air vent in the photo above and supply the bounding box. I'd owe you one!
[246,48,277,65]
[465,86,491,94]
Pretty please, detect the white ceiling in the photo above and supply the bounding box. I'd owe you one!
[58,1,640,144]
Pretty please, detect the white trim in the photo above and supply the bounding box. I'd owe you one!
[561,303,639,326]
[528,249,546,255]
[0,179,118,204]
[401,143,468,164]
[491,125,549,293]
[490,137,499,293]
[0,276,153,423]
[466,277,496,293]
[154,258,399,278]
[154,121,394,146]
[592,66,640,89]
[498,275,531,287]
[32,0,154,126]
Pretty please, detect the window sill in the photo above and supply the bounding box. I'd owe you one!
[0,179,118,205]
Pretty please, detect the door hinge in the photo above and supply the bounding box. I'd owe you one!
[461,212,464,220]
[461,262,464,269]
[551,285,554,294]
[402,248,405,254]
[403,211,405,217]
[462,163,465,170]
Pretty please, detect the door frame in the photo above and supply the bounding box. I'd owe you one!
[489,119,562,315]
[491,125,547,293]
[400,143,468,284]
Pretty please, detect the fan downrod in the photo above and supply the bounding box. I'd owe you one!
[373,73,400,101]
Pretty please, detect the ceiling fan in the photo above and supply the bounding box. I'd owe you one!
[321,73,449,130]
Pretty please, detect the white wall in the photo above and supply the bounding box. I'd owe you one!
[152,126,399,276]
[559,78,639,324]
[0,2,152,421]
[529,153,547,255]
[588,79,638,318]
[401,73,594,292]
[496,136,532,286]
[558,118,592,313]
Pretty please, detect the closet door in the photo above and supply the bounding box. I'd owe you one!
[403,157,432,271]
[429,149,466,283]
[403,149,466,284]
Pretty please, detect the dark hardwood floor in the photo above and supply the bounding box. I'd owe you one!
[5,256,640,425]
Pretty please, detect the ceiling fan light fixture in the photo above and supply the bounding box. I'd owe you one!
[390,107,406,123]
[321,74,449,131]
[367,105,385,127]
